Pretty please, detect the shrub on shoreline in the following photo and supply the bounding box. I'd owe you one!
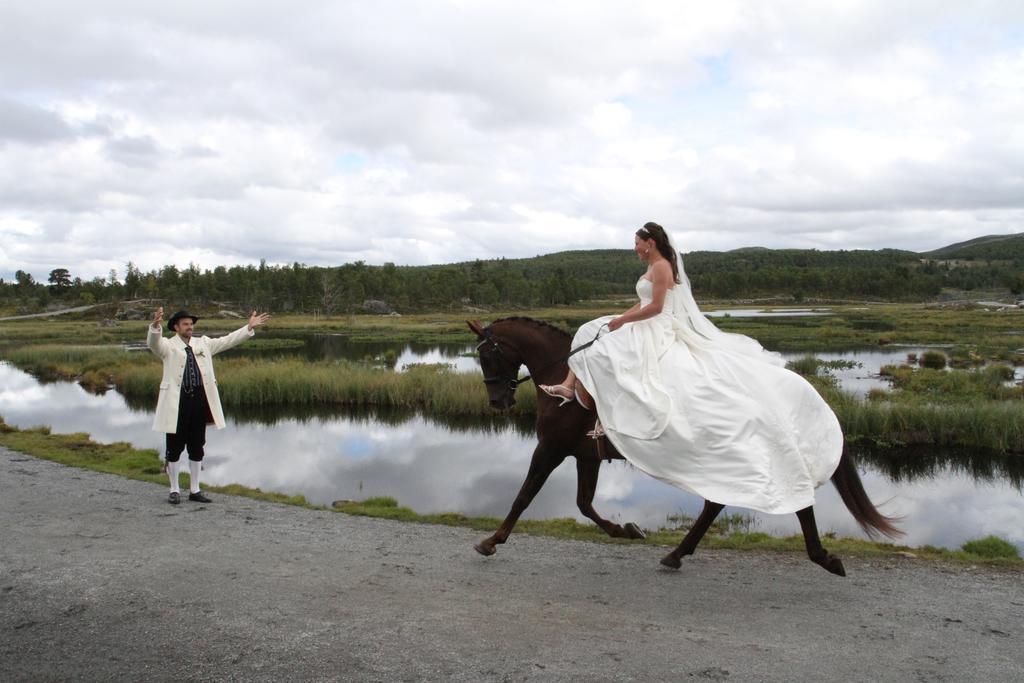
[961,536,1021,559]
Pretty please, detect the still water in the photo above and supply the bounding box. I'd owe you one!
[1,361,1021,553]
[705,308,832,318]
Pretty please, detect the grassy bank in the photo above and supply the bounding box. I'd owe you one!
[712,304,1024,355]
[818,382,1024,453]
[3,302,1024,353]
[0,344,541,415]
[122,357,537,415]
[6,342,1024,451]
[1,418,1018,567]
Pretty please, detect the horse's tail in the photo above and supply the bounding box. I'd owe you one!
[830,446,903,539]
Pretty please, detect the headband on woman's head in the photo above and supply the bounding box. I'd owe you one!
[638,221,665,237]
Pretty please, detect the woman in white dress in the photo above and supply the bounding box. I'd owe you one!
[540,222,844,516]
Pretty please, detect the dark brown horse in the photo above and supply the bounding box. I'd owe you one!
[468,316,901,576]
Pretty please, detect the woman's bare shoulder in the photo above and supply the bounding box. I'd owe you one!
[652,259,673,277]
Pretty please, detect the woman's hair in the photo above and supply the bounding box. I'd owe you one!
[636,221,680,284]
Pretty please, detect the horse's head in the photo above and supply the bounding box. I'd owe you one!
[467,320,523,410]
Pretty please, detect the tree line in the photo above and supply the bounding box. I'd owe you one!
[2,246,1023,315]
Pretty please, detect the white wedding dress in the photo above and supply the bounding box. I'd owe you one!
[568,274,843,515]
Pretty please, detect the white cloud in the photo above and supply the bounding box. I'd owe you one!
[1,1,1023,278]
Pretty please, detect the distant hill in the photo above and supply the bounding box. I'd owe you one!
[3,233,1023,313]
[426,245,936,302]
[423,234,1023,303]
[727,246,772,254]
[922,233,1024,260]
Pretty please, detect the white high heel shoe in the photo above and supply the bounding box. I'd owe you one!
[539,384,574,407]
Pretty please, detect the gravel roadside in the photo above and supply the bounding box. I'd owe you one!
[1,446,1021,682]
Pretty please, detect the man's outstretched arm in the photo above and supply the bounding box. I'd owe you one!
[207,310,270,355]
[147,307,169,358]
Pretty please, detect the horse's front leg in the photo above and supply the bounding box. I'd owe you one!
[660,500,724,568]
[796,506,846,576]
[474,443,566,556]
[575,455,645,539]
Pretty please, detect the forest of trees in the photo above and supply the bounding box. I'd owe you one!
[2,236,1023,315]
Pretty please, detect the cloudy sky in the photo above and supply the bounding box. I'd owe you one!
[2,1,1023,281]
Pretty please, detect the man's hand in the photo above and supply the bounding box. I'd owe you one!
[152,307,163,329]
[248,311,270,331]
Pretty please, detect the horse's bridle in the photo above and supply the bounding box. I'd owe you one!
[475,324,608,394]
[476,329,527,393]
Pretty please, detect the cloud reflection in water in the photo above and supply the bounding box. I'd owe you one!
[1,362,1020,553]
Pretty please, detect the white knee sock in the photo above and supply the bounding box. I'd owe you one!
[167,460,180,494]
[189,460,201,494]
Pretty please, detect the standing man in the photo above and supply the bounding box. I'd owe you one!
[148,306,270,504]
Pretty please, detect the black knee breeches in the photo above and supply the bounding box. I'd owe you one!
[165,389,210,462]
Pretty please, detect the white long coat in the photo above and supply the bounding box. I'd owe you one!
[147,324,254,433]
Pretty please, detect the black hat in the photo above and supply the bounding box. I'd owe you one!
[167,310,199,332]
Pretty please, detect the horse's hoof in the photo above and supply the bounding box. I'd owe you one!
[814,553,846,577]
[624,522,646,540]
[825,555,846,577]
[659,553,681,569]
[474,541,496,557]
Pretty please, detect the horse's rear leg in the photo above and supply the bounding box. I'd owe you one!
[575,457,645,540]
[660,500,724,569]
[474,444,565,556]
[796,506,846,576]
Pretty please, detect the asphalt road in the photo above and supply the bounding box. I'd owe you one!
[1,446,1021,682]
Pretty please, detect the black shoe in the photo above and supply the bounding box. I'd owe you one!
[188,492,212,503]
[168,492,180,505]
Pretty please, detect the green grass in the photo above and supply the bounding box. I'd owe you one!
[122,357,539,415]
[919,349,948,369]
[0,345,540,417]
[1,343,150,373]
[1,416,1019,567]
[712,304,1024,355]
[837,391,1024,452]
[243,338,307,350]
[783,361,1024,452]
[961,535,1021,559]
[4,302,1024,353]
[872,363,1022,402]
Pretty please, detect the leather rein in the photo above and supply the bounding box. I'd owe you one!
[476,324,607,392]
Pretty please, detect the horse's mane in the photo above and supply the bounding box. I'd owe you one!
[490,316,571,340]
